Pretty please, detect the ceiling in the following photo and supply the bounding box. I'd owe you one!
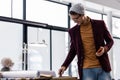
[59,0,120,16]
[85,0,120,10]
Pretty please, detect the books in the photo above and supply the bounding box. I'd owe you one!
[40,74,53,78]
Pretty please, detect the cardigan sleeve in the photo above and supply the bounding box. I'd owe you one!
[61,29,76,68]
[103,21,114,52]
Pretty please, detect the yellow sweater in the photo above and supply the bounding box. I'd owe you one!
[80,17,101,68]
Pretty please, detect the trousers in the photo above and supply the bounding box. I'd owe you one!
[82,67,111,80]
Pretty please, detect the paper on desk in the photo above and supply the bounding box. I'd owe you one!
[1,70,40,78]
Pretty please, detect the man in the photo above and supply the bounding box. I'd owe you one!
[58,3,114,80]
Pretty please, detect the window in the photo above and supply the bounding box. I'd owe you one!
[52,31,68,76]
[85,11,102,20]
[0,21,23,70]
[0,0,11,17]
[70,10,102,28]
[112,17,120,38]
[113,38,120,80]
[28,27,50,70]
[26,0,68,28]
[0,0,23,19]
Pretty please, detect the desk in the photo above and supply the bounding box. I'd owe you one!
[52,76,77,80]
[35,76,77,80]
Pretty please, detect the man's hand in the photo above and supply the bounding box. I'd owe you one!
[58,66,66,77]
[96,46,105,57]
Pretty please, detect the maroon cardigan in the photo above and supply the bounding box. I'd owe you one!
[61,19,114,80]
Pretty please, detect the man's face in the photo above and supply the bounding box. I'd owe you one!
[70,14,83,25]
